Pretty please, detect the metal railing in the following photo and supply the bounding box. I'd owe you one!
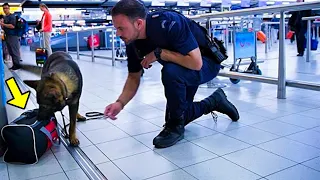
[188,1,320,99]
[64,26,122,66]
[302,16,320,62]
[262,22,289,53]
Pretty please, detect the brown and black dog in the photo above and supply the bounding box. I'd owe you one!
[23,51,86,146]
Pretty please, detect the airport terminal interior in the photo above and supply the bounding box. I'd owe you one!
[1,0,320,180]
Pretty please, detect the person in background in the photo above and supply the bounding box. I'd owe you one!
[39,3,52,56]
[0,15,5,61]
[288,0,312,56]
[270,14,279,43]
[0,3,21,70]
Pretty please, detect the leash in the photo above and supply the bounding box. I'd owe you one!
[60,111,107,138]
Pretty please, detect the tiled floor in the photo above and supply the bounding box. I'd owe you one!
[2,37,320,180]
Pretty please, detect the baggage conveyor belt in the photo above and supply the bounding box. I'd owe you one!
[10,70,108,180]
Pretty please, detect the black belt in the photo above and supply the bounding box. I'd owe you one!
[85,111,105,120]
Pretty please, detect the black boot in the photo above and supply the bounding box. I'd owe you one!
[201,88,239,121]
[153,115,185,148]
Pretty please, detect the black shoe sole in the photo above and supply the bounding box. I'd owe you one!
[153,134,184,149]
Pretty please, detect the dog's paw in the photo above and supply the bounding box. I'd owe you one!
[70,136,80,147]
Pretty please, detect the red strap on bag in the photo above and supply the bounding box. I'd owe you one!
[40,118,60,150]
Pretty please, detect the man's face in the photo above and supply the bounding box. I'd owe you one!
[112,14,141,44]
[2,5,10,15]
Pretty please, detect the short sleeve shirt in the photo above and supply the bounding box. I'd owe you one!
[126,10,208,73]
[3,14,17,36]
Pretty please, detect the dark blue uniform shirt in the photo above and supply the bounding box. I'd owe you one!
[126,10,209,73]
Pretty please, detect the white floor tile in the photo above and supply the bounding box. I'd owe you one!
[97,137,150,160]
[0,163,9,180]
[81,145,110,165]
[109,111,145,125]
[77,119,113,132]
[53,150,80,171]
[146,169,196,180]
[298,108,320,120]
[154,142,218,168]
[233,112,270,125]
[30,173,68,180]
[223,147,296,177]
[130,107,164,120]
[223,126,280,145]
[191,133,252,156]
[275,114,320,129]
[113,151,179,180]
[184,157,262,180]
[82,126,129,144]
[97,162,130,180]
[8,151,63,180]
[147,116,166,127]
[266,164,320,180]
[65,169,89,180]
[287,130,320,149]
[248,106,293,119]
[302,157,320,171]
[257,137,320,163]
[115,121,160,136]
[76,130,94,148]
[251,120,305,136]
[184,123,218,141]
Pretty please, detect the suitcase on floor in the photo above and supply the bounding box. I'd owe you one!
[35,48,48,66]
[257,31,266,43]
[1,109,60,164]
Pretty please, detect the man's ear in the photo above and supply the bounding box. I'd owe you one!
[23,80,39,90]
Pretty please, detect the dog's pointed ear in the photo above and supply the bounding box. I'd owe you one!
[23,80,39,90]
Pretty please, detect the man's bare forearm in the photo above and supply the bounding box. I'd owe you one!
[117,70,142,107]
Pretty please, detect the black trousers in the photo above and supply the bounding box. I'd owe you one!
[295,29,306,55]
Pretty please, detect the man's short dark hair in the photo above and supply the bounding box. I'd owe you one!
[111,0,147,20]
[2,3,10,7]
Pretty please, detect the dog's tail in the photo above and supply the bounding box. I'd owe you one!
[20,64,43,76]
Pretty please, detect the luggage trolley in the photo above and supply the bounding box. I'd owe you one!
[113,35,145,77]
[229,28,262,84]
[115,36,127,62]
[35,32,48,66]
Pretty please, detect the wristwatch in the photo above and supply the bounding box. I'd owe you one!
[154,48,162,60]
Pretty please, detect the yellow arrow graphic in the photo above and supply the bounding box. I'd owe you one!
[5,77,31,110]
